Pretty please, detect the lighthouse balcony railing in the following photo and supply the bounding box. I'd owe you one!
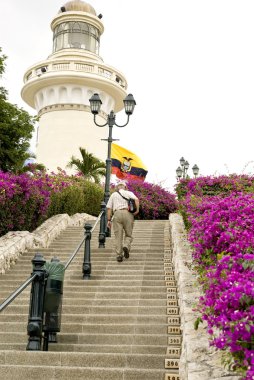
[24,60,127,89]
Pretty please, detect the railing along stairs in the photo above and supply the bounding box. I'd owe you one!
[0,209,105,352]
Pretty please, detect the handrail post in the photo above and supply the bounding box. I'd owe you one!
[98,201,106,248]
[27,252,47,351]
[83,223,93,279]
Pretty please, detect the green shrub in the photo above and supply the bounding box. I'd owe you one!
[47,184,85,217]
[46,178,104,218]
[82,181,104,216]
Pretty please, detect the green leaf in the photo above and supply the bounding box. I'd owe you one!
[194,316,203,330]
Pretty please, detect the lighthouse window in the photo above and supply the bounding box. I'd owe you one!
[53,21,100,54]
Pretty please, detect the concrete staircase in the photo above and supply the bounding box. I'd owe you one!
[0,220,181,380]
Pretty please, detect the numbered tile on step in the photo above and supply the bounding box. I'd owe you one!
[165,358,180,369]
[166,346,181,358]
[164,258,172,262]
[168,326,181,335]
[168,316,181,325]
[167,287,177,293]
[165,271,174,276]
[168,335,182,345]
[164,373,180,380]
[166,281,176,287]
[164,267,174,272]
[165,276,175,281]
[167,307,179,315]
[167,300,178,307]
[167,293,177,300]
[164,262,173,266]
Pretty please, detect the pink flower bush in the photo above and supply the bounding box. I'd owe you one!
[176,174,254,199]
[0,171,178,236]
[0,170,74,236]
[125,179,178,219]
[187,193,254,266]
[199,253,254,376]
[176,175,254,379]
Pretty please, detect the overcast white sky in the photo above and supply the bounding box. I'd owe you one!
[1,0,254,191]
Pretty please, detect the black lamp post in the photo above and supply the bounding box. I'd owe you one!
[176,157,199,180]
[192,164,199,178]
[89,93,136,247]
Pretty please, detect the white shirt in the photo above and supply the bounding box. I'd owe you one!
[106,189,137,212]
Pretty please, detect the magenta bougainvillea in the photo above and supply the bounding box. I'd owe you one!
[0,172,178,236]
[125,179,178,219]
[176,175,254,379]
[0,170,72,236]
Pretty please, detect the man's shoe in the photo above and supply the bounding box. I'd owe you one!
[123,247,129,259]
[117,255,123,262]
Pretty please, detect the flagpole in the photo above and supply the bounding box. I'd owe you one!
[104,111,114,208]
[89,93,136,248]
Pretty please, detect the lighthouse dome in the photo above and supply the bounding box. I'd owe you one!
[59,0,96,15]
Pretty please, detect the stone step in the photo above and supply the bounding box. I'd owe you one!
[49,242,165,247]
[50,234,165,240]
[0,291,168,301]
[0,313,168,324]
[0,365,169,380]
[0,277,168,284]
[49,245,165,250]
[0,285,167,293]
[0,322,168,335]
[0,220,180,379]
[0,351,167,370]
[50,343,168,355]
[9,254,168,260]
[0,332,168,346]
[49,241,164,246]
[0,343,168,355]
[0,273,169,281]
[2,304,168,314]
[0,297,168,307]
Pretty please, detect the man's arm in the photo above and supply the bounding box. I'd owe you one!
[133,198,139,216]
[107,207,113,228]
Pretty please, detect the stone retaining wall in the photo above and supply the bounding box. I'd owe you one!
[169,213,241,380]
[0,213,96,274]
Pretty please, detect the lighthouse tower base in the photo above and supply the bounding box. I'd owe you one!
[37,107,108,173]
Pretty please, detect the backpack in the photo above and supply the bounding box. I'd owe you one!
[117,191,137,214]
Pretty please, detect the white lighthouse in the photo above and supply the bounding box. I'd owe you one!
[21,0,128,172]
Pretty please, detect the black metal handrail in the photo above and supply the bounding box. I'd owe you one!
[64,211,103,269]
[0,211,104,351]
[0,273,37,313]
[65,210,103,279]
[0,252,47,351]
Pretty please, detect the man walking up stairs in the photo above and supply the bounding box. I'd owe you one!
[0,220,181,380]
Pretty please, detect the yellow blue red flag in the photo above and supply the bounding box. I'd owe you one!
[111,143,148,181]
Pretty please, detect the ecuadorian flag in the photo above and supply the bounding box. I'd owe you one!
[111,143,148,182]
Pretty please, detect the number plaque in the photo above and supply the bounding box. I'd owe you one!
[166,346,181,358]
[168,326,181,334]
[168,335,182,345]
[165,358,180,369]
[164,372,180,380]
[168,316,180,325]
